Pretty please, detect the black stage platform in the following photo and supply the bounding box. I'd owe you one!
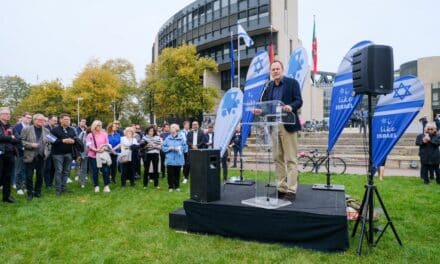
[169,184,349,252]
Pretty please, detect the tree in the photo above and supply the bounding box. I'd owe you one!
[14,80,65,117]
[66,63,120,124]
[102,58,139,120]
[0,75,30,111]
[144,45,218,120]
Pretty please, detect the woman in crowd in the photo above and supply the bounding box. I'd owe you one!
[107,122,121,184]
[86,120,111,193]
[162,124,187,192]
[120,127,138,187]
[416,122,440,185]
[141,126,162,189]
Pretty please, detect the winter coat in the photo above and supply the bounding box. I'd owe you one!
[416,133,440,164]
[162,134,188,166]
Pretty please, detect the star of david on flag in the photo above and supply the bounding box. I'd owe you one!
[393,83,412,100]
[253,57,264,74]
[237,23,254,47]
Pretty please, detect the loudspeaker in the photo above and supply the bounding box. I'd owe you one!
[190,149,221,202]
[352,45,394,95]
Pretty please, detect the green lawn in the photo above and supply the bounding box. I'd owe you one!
[0,171,439,264]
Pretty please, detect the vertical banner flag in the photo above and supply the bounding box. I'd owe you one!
[268,43,275,64]
[237,23,254,47]
[287,47,309,91]
[372,76,425,168]
[312,16,318,78]
[229,33,235,88]
[214,88,243,157]
[328,40,373,152]
[241,51,270,148]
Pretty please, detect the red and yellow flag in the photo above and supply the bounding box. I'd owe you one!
[312,16,318,77]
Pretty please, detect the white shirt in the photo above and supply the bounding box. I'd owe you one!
[192,131,198,146]
[208,133,213,148]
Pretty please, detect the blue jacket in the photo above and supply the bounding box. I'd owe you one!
[162,134,188,166]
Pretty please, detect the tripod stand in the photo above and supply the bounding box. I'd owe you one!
[351,94,402,255]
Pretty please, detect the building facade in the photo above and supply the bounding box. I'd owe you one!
[152,0,299,92]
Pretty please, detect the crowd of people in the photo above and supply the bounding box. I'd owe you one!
[0,107,244,203]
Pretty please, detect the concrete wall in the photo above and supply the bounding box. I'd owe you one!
[270,0,299,67]
[406,56,440,133]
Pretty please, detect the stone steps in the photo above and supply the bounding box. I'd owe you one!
[241,131,421,169]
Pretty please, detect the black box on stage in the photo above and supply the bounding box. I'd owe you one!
[190,149,220,202]
[352,45,394,96]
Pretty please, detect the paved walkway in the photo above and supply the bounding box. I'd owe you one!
[235,163,419,177]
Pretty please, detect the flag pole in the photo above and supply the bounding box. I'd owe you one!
[230,31,234,89]
[237,24,241,90]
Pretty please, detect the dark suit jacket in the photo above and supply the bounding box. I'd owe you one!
[13,123,25,156]
[260,76,303,132]
[187,130,207,149]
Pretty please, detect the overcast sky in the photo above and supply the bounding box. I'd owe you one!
[0,0,438,85]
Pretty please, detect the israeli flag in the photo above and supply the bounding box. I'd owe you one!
[372,76,424,169]
[214,88,243,157]
[287,47,308,91]
[241,51,270,148]
[237,23,254,47]
[327,40,373,152]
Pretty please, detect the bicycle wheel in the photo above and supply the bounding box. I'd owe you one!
[298,156,314,173]
[325,157,347,174]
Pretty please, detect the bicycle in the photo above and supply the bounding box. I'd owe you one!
[298,149,347,174]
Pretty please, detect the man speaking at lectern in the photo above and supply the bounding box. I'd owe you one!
[258,60,303,202]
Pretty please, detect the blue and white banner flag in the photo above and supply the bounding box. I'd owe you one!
[237,23,254,47]
[328,40,373,152]
[287,47,308,91]
[214,88,243,157]
[372,76,425,168]
[241,51,270,148]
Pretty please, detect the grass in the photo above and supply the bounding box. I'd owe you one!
[0,170,439,264]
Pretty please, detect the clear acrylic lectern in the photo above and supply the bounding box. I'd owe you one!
[241,100,296,209]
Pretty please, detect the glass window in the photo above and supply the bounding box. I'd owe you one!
[259,4,268,13]
[221,0,228,8]
[238,0,247,10]
[230,0,237,4]
[214,0,220,10]
[248,8,257,21]
[238,10,247,23]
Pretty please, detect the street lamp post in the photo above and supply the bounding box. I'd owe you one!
[112,100,116,121]
[77,97,83,126]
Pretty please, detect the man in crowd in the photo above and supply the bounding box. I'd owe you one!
[13,112,32,196]
[51,114,76,196]
[44,115,58,188]
[258,60,303,202]
[0,107,20,203]
[21,114,50,201]
[187,121,207,150]
[76,118,87,136]
[114,120,124,136]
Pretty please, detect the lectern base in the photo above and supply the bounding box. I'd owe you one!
[312,184,345,191]
[241,196,291,209]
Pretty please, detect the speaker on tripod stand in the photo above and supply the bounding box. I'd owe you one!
[351,44,403,255]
